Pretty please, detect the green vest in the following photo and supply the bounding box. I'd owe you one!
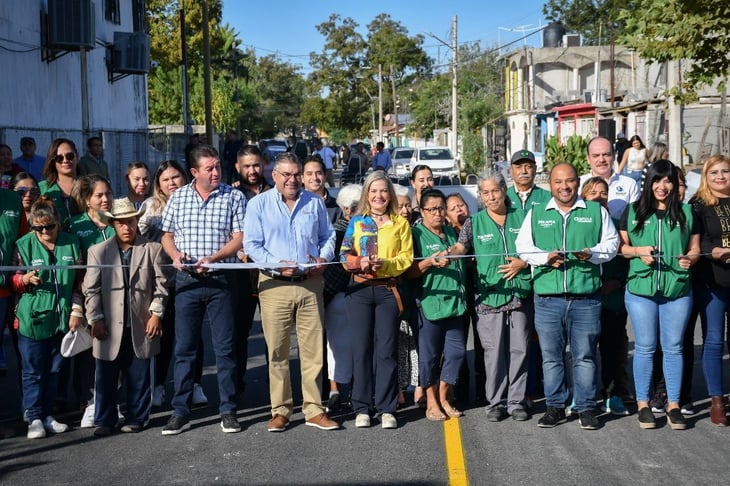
[412,224,466,321]
[15,231,80,340]
[625,204,693,299]
[39,180,75,231]
[70,212,115,258]
[471,207,532,308]
[0,190,22,287]
[507,185,551,219]
[531,200,603,295]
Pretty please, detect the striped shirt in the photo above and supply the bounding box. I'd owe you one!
[160,182,246,263]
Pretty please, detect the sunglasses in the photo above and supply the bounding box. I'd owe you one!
[53,152,76,163]
[15,187,40,197]
[31,223,57,232]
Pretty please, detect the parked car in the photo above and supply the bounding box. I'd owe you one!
[393,146,460,180]
[391,147,415,178]
[261,139,288,158]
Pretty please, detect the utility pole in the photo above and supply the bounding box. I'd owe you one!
[390,65,398,146]
[426,16,458,156]
[202,0,213,143]
[378,64,383,143]
[180,2,190,136]
[451,16,458,159]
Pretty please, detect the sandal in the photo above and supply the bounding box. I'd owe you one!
[443,405,463,418]
[426,408,447,421]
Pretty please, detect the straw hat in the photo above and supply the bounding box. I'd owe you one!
[100,197,146,220]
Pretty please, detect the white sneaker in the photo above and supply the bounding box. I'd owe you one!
[117,405,126,426]
[355,413,371,428]
[27,419,46,439]
[381,413,397,429]
[80,404,95,428]
[43,416,69,434]
[152,385,165,407]
[192,383,208,405]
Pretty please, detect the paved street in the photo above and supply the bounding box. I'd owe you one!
[1,314,729,485]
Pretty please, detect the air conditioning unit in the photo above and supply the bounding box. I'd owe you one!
[112,32,150,74]
[47,0,95,50]
[562,34,581,47]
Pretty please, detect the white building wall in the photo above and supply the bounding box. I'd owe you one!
[0,0,147,132]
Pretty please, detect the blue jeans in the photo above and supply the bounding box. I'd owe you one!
[625,290,692,403]
[533,294,602,411]
[172,271,237,417]
[417,311,465,387]
[18,333,64,422]
[696,285,730,396]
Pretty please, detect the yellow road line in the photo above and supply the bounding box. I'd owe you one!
[443,417,469,486]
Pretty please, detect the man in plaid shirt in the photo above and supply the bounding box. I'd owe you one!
[159,144,247,436]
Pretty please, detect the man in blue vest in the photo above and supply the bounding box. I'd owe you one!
[515,163,618,430]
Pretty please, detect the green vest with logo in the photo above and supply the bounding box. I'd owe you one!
[0,190,22,287]
[531,200,603,295]
[412,224,466,321]
[70,212,115,258]
[507,185,551,219]
[15,231,80,340]
[471,207,532,308]
[625,203,693,299]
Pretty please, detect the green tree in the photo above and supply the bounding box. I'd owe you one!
[307,13,431,139]
[542,0,632,45]
[618,0,730,97]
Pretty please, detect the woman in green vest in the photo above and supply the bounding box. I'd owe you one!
[619,160,700,430]
[38,138,81,232]
[406,189,466,421]
[450,171,533,422]
[70,175,115,258]
[11,197,83,439]
[68,174,115,428]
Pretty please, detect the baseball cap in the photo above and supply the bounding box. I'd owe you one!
[20,137,35,145]
[616,132,625,139]
[510,149,536,164]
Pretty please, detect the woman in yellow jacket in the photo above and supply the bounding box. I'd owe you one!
[340,171,413,429]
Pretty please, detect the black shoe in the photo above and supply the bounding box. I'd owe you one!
[120,424,143,433]
[578,410,600,430]
[666,408,687,430]
[511,408,530,421]
[93,426,113,437]
[637,407,656,429]
[538,407,567,428]
[220,414,241,433]
[326,392,341,414]
[486,406,508,422]
[161,415,191,436]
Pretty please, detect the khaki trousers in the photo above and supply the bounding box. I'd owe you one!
[258,273,325,419]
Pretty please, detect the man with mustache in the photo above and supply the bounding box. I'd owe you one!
[506,150,550,218]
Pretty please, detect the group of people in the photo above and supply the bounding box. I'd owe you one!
[2,133,730,441]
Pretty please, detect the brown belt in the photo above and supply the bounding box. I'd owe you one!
[352,275,404,316]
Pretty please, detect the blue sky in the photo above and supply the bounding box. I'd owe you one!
[222,0,549,74]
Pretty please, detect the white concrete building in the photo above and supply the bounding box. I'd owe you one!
[0,0,154,193]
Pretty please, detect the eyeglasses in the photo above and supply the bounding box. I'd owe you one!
[422,206,446,214]
[31,223,57,232]
[14,187,40,197]
[275,170,302,180]
[53,152,76,164]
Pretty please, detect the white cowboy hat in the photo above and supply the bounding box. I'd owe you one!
[99,197,146,220]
